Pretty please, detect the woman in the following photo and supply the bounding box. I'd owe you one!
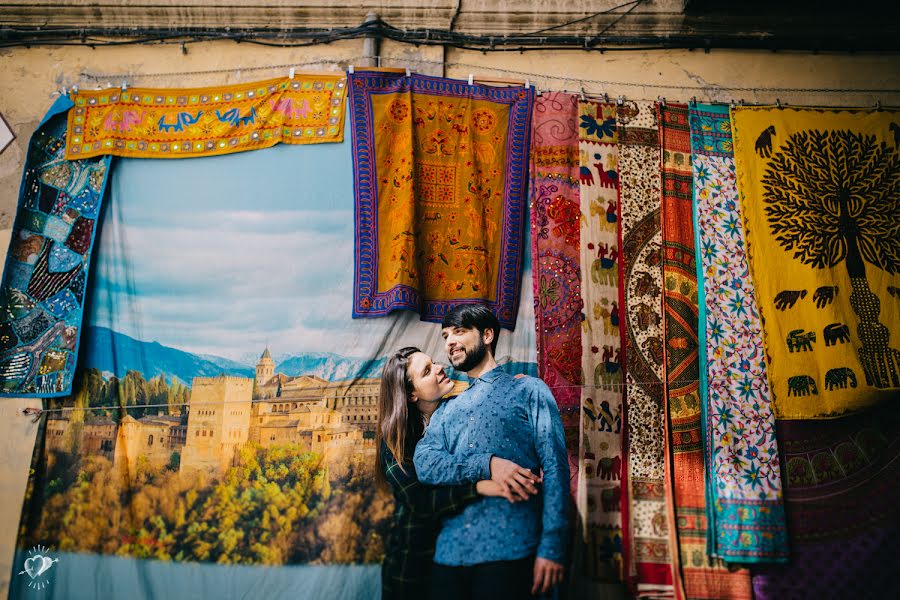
[376,346,513,599]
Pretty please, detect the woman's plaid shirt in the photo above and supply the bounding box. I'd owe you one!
[380,443,479,597]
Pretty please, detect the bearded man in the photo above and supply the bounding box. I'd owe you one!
[413,303,570,600]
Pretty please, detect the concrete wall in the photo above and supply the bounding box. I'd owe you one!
[0,35,898,595]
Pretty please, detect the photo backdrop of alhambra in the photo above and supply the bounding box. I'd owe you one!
[21,326,480,566]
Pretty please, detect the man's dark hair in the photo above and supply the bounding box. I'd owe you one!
[441,304,501,354]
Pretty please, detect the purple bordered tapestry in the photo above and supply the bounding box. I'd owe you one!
[348,72,534,329]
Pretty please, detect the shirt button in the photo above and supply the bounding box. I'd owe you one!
[469,443,474,448]
[469,416,475,421]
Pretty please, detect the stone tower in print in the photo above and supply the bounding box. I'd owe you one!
[255,347,275,386]
[180,376,253,475]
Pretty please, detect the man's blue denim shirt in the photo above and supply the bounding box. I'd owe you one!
[413,368,570,566]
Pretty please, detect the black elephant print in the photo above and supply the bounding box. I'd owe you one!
[774,289,807,310]
[787,375,818,396]
[824,367,858,390]
[786,329,816,352]
[823,323,851,346]
[813,285,838,308]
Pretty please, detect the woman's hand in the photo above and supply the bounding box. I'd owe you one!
[476,480,526,503]
[489,456,539,501]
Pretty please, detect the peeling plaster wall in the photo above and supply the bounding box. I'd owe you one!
[0,36,898,596]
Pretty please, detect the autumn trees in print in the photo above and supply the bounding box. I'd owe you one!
[762,128,900,387]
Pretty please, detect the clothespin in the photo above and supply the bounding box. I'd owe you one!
[348,64,355,74]
[603,92,609,103]
[22,407,43,423]
[289,67,295,79]
[61,86,68,97]
[468,73,474,86]
[730,98,736,109]
[657,96,666,107]
[616,95,624,106]
[580,87,587,101]
[775,98,782,108]
[875,100,882,111]
[121,80,127,91]
[690,96,697,106]
[73,85,79,94]
[536,87,542,97]
[525,79,531,89]
[406,67,411,77]
[739,98,745,106]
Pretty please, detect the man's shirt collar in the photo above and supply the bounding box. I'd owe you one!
[467,366,505,386]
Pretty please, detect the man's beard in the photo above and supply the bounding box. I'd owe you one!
[450,337,488,373]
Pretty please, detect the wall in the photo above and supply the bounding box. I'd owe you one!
[0,35,898,596]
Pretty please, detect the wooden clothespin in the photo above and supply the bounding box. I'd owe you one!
[468,73,474,86]
[289,67,295,79]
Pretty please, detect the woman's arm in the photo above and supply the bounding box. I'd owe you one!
[384,450,480,518]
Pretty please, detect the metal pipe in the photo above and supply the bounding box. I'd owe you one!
[360,11,380,68]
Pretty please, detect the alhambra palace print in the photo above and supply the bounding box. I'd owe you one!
[45,349,382,475]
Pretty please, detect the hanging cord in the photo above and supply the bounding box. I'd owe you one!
[76,55,900,102]
[20,371,775,416]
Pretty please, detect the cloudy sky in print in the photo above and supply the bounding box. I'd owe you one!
[86,116,535,364]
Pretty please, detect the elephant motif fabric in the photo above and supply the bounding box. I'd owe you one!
[349,72,534,328]
[732,106,900,418]
[689,103,788,563]
[660,104,752,599]
[0,97,111,397]
[618,100,674,598]
[577,99,625,586]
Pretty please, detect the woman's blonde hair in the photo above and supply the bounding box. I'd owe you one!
[375,346,425,491]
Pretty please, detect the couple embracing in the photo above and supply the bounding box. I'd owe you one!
[376,304,570,600]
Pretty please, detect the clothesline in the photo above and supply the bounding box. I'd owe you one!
[19,372,780,416]
[73,56,900,105]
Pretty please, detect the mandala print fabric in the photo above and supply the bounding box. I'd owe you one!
[689,103,788,563]
[577,100,625,586]
[751,402,900,599]
[530,92,583,418]
[0,98,111,397]
[732,107,900,418]
[618,100,673,599]
[349,72,534,328]
[659,103,751,599]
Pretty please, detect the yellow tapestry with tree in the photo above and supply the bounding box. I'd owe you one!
[733,107,899,418]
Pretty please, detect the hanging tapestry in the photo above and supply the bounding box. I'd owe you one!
[689,103,788,563]
[8,132,540,600]
[751,401,900,599]
[348,72,534,329]
[660,103,752,599]
[618,100,673,599]
[65,75,346,159]
[576,99,625,589]
[530,92,582,418]
[732,107,900,418]
[0,97,111,398]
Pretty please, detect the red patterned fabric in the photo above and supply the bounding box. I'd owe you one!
[660,103,751,600]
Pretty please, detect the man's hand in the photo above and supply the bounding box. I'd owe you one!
[531,557,564,595]
[489,456,539,501]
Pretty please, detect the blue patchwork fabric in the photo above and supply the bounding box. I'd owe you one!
[0,96,111,397]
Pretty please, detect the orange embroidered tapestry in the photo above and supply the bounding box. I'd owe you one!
[65,75,346,159]
[348,72,534,328]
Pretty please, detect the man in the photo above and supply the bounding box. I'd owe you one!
[413,303,569,599]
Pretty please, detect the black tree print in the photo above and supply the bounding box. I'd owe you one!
[762,128,900,388]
